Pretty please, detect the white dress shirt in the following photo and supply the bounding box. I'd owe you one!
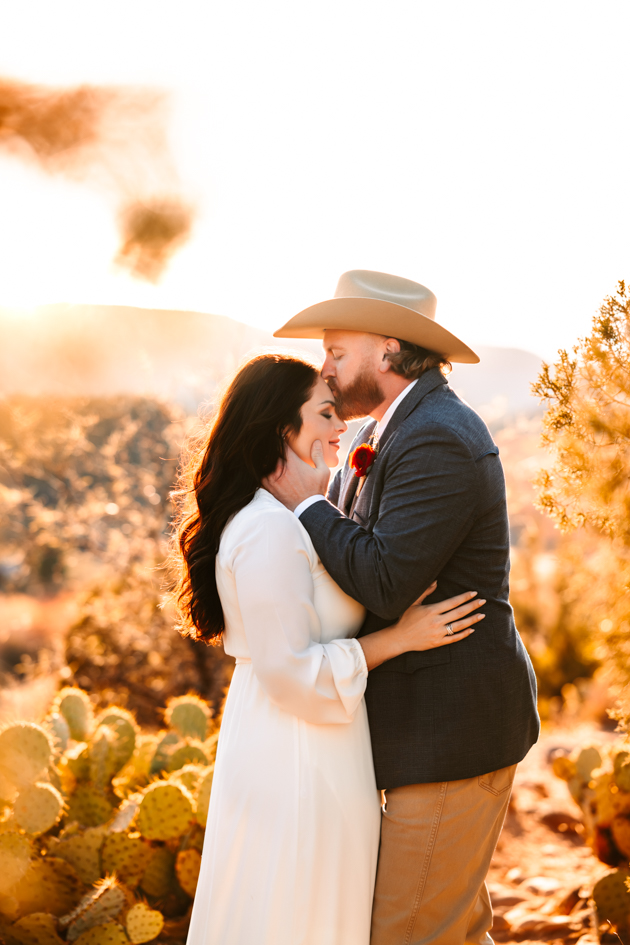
[295,380,418,518]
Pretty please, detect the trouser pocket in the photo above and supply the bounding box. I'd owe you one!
[478,763,517,795]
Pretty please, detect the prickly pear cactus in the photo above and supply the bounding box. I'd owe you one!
[0,686,216,945]
[13,857,85,918]
[166,741,208,772]
[65,785,115,828]
[175,849,201,898]
[0,832,32,896]
[100,834,149,889]
[1,911,65,945]
[13,782,64,836]
[139,847,176,899]
[593,869,630,933]
[54,689,95,743]
[124,904,164,944]
[49,827,107,886]
[0,723,53,791]
[46,714,71,756]
[61,878,127,942]
[136,782,194,842]
[94,710,137,774]
[149,732,180,776]
[165,695,210,742]
[73,921,128,945]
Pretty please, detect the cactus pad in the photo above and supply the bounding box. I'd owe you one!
[54,690,94,743]
[65,745,90,784]
[109,797,140,834]
[149,733,179,776]
[175,849,201,898]
[45,715,70,756]
[95,710,137,773]
[89,727,119,791]
[166,741,208,772]
[101,834,149,888]
[130,736,158,781]
[0,724,53,791]
[165,695,210,742]
[168,764,206,794]
[51,827,106,886]
[125,904,164,944]
[137,782,194,841]
[14,783,64,836]
[575,745,602,782]
[73,921,128,945]
[14,858,84,918]
[593,868,630,930]
[65,785,114,828]
[139,847,175,899]
[63,879,126,942]
[0,833,32,895]
[6,912,65,945]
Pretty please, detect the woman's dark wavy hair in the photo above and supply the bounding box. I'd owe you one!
[172,352,320,645]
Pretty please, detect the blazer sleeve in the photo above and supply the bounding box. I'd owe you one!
[226,506,367,724]
[299,422,480,622]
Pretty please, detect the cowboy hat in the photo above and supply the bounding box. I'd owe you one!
[273,269,479,364]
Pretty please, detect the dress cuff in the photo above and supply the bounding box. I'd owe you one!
[352,637,369,678]
[294,494,327,518]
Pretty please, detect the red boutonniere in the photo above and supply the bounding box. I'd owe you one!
[349,443,377,478]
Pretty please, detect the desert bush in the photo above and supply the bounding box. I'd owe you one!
[533,279,630,698]
[0,687,217,945]
[64,564,232,728]
[0,395,184,594]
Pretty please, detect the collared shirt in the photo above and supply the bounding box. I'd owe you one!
[294,380,417,518]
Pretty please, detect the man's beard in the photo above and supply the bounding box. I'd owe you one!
[327,368,385,421]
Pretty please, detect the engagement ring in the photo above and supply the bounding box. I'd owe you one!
[445,624,454,635]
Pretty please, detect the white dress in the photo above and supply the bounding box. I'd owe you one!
[187,489,380,945]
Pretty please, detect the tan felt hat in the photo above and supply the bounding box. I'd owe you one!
[274,269,479,364]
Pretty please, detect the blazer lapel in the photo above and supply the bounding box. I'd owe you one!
[378,368,448,452]
[339,419,376,514]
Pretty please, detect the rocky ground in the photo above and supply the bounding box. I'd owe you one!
[489,725,617,944]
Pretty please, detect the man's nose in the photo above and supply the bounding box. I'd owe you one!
[321,358,334,379]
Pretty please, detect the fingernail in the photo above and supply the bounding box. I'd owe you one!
[469,591,477,597]
[479,599,486,605]
[478,614,486,619]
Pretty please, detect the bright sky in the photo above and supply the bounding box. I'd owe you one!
[1,1,628,360]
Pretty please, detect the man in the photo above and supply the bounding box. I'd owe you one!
[266,269,539,945]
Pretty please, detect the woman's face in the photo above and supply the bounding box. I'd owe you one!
[288,375,347,468]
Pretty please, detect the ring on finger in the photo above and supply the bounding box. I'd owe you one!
[445,623,454,636]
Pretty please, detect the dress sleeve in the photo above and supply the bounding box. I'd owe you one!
[226,505,367,725]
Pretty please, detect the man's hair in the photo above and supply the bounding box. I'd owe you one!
[385,339,451,380]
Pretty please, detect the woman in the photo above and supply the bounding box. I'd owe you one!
[174,353,485,945]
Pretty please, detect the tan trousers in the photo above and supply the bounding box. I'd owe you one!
[370,765,516,945]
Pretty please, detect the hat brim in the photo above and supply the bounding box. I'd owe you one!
[273,297,480,364]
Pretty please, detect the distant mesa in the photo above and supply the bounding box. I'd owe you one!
[0,304,542,427]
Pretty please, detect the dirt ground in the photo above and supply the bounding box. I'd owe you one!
[488,724,617,944]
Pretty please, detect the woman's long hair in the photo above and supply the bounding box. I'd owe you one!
[172,352,319,645]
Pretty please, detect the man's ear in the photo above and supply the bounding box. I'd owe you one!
[378,337,401,374]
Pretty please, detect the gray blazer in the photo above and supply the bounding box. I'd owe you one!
[299,367,539,789]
